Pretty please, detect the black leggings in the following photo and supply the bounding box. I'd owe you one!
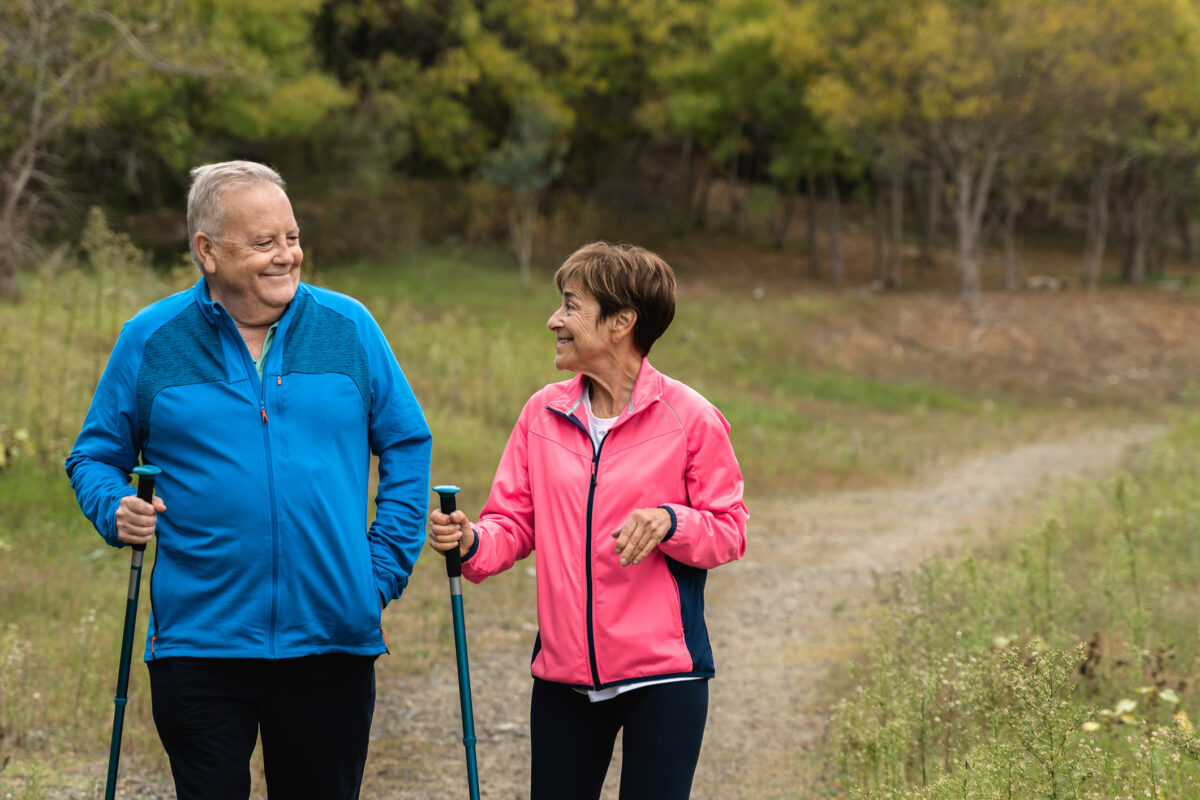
[530,678,709,800]
[147,655,376,800]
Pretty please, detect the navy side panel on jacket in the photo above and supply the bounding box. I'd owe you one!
[281,293,370,417]
[666,556,715,675]
[136,304,226,447]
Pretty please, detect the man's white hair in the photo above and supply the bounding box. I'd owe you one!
[187,161,287,270]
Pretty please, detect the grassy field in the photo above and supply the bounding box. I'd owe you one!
[0,232,1197,796]
[824,421,1200,799]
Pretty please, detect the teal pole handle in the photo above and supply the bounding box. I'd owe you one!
[433,485,462,579]
[130,465,161,553]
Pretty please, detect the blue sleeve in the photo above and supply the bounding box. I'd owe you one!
[64,325,143,547]
[361,316,432,604]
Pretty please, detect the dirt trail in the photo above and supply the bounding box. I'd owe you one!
[367,424,1160,799]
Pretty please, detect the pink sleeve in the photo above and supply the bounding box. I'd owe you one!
[461,397,538,583]
[658,404,748,569]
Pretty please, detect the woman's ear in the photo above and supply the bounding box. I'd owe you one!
[611,308,638,343]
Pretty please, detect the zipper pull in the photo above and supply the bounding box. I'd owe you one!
[591,459,598,488]
[276,375,282,386]
[261,404,268,423]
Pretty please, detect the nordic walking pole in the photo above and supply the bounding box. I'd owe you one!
[105,464,161,800]
[433,485,480,800]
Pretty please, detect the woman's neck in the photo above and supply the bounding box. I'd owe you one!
[586,356,643,418]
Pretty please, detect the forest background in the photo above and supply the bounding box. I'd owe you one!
[6,0,1200,302]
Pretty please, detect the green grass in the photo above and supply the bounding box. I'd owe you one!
[824,416,1200,799]
[0,240,1164,796]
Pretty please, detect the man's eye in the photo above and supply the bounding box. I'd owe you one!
[256,241,274,249]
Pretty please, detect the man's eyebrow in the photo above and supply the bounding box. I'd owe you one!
[248,227,300,238]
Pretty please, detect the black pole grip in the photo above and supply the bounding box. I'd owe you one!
[433,485,462,579]
[132,465,161,553]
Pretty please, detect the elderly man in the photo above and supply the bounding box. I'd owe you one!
[66,161,432,799]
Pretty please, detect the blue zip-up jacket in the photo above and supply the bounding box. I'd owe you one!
[66,279,432,661]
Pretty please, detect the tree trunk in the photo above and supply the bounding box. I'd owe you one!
[872,183,886,284]
[0,246,19,302]
[1180,204,1196,264]
[1002,183,1021,291]
[1129,178,1148,286]
[889,165,904,289]
[692,174,712,230]
[771,184,796,251]
[825,172,844,289]
[508,188,537,288]
[727,155,745,234]
[954,164,984,312]
[1082,168,1111,291]
[919,163,942,275]
[805,172,821,279]
[681,134,695,226]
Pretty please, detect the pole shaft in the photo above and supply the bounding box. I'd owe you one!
[105,467,158,800]
[433,485,480,800]
[450,593,480,800]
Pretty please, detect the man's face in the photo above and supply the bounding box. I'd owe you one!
[197,182,302,325]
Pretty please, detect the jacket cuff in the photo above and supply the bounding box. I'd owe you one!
[375,568,406,603]
[462,527,482,562]
[658,505,678,542]
[102,492,131,548]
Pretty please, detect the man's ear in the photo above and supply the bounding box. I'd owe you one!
[193,232,218,275]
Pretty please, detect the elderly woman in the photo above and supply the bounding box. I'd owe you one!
[428,241,748,800]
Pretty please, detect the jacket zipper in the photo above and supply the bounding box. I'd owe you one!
[551,408,604,689]
[233,319,281,658]
[257,373,280,659]
[148,558,159,657]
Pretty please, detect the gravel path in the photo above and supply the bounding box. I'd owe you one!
[363,424,1161,799]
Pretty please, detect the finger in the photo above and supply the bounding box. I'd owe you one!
[117,526,154,545]
[629,536,658,565]
[427,537,454,553]
[611,521,633,554]
[618,529,645,566]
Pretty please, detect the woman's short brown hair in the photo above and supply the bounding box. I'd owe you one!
[555,241,677,356]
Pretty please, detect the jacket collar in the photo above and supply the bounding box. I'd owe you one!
[548,358,664,420]
[191,277,307,327]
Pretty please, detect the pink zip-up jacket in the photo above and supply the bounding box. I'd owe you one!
[462,360,748,690]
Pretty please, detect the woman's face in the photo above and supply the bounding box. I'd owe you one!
[547,282,610,374]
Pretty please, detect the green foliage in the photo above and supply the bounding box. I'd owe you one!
[828,421,1200,798]
[478,98,570,193]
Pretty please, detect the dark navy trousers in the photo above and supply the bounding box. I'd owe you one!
[530,677,709,800]
[147,654,377,800]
